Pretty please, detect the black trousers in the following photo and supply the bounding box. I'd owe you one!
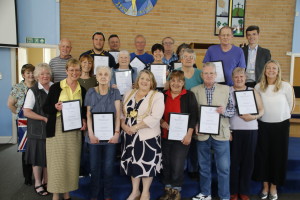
[161,139,190,187]
[22,152,32,181]
[230,130,258,194]
[252,120,290,186]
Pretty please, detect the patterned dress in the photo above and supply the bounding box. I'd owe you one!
[121,95,162,178]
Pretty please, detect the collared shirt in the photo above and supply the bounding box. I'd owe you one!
[246,45,258,82]
[56,79,82,117]
[204,83,235,117]
[162,53,178,65]
[23,82,53,109]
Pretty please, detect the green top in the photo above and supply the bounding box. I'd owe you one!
[78,76,97,91]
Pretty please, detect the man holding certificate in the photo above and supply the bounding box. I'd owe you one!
[80,32,116,68]
[159,70,198,200]
[229,67,264,200]
[191,62,235,200]
[85,66,121,200]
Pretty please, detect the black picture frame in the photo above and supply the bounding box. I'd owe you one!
[167,112,190,141]
[61,100,82,132]
[234,90,258,116]
[198,105,221,135]
[92,112,115,143]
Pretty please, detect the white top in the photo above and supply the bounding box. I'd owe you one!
[23,82,53,109]
[229,87,258,130]
[255,81,294,123]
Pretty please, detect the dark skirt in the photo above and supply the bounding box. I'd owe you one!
[121,133,162,178]
[25,138,46,167]
[252,119,290,186]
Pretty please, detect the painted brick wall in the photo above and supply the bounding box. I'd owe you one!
[61,0,295,80]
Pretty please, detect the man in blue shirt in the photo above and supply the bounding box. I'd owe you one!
[203,26,246,86]
[130,34,154,65]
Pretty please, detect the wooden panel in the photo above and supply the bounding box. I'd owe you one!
[294,57,300,86]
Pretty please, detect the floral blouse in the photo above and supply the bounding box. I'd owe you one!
[9,81,29,114]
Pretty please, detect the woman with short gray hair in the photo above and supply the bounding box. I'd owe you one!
[23,63,53,196]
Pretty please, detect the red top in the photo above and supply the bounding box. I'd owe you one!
[162,89,187,139]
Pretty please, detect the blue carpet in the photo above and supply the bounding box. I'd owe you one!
[71,137,300,200]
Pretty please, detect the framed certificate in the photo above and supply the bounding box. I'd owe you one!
[130,57,146,74]
[61,100,82,132]
[109,51,120,64]
[94,56,109,74]
[234,90,258,116]
[168,113,189,141]
[92,112,115,141]
[211,61,226,83]
[115,70,132,95]
[198,105,221,135]
[174,62,182,69]
[150,64,167,88]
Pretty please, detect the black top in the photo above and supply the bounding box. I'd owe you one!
[80,49,117,68]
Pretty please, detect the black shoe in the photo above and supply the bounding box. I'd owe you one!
[24,178,32,186]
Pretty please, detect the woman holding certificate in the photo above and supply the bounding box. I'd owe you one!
[229,67,264,200]
[23,63,52,196]
[159,70,198,200]
[43,58,87,200]
[121,70,164,200]
[111,50,138,93]
[252,60,295,200]
[85,66,121,200]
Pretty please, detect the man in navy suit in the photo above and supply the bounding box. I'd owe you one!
[242,25,271,88]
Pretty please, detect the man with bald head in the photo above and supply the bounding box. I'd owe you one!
[49,38,72,82]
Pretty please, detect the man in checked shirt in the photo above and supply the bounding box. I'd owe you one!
[191,62,235,200]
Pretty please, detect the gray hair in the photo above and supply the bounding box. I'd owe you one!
[202,62,216,73]
[95,66,112,79]
[34,63,52,79]
[180,48,196,60]
[119,50,130,57]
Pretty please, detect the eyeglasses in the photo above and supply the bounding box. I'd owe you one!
[68,69,81,73]
[163,42,174,45]
[182,55,194,60]
[202,72,216,76]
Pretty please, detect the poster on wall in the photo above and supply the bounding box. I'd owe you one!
[112,0,158,16]
[215,0,246,37]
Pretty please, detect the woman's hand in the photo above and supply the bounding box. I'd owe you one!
[108,134,119,144]
[80,119,87,131]
[43,117,48,123]
[89,134,99,144]
[111,84,118,89]
[240,114,256,122]
[160,121,169,130]
[55,101,63,111]
[216,106,225,115]
[182,134,191,145]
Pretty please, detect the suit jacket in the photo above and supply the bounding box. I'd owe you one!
[242,45,271,82]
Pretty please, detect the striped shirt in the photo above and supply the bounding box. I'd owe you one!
[49,55,72,83]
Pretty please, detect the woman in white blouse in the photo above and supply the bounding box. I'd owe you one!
[252,60,295,200]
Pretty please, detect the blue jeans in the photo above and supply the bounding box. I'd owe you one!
[89,143,117,199]
[196,137,230,199]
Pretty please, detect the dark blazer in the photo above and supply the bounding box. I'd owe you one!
[242,45,271,82]
[163,89,198,129]
[43,82,87,138]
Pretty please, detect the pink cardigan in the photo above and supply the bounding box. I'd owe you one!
[122,89,164,141]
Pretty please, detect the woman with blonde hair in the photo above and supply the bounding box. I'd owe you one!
[252,60,295,200]
[121,70,164,200]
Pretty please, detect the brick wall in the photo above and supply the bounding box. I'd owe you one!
[61,0,295,80]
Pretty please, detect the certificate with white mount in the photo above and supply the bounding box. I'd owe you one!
[115,70,132,95]
[211,61,225,83]
[94,56,109,74]
[92,112,114,141]
[150,64,167,88]
[109,51,120,64]
[234,90,258,116]
[61,100,82,132]
[174,62,182,69]
[168,113,189,141]
[198,105,221,135]
[130,57,146,74]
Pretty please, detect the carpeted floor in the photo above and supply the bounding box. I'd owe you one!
[1,138,300,200]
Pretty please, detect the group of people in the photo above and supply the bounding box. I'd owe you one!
[7,25,295,200]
